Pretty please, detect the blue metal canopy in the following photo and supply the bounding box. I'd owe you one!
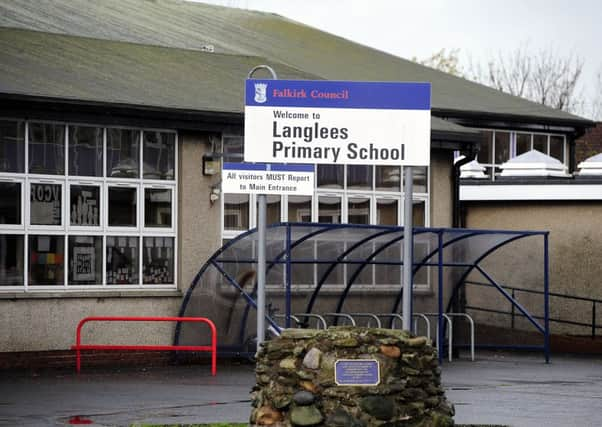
[175,223,550,363]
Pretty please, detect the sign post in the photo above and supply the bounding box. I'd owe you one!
[247,65,278,350]
[244,78,430,334]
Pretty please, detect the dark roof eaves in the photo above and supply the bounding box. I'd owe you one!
[433,107,595,130]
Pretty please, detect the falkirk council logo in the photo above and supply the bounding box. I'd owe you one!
[254,82,268,103]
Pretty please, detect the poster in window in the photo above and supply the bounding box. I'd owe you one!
[30,183,61,225]
[72,245,95,281]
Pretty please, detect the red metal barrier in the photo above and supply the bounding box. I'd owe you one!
[71,316,217,375]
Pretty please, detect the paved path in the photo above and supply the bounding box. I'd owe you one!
[0,353,601,426]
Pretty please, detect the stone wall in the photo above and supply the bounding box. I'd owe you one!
[251,327,454,427]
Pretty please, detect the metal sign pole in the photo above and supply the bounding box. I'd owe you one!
[402,165,413,331]
[247,65,277,349]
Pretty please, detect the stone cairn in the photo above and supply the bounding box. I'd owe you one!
[251,326,454,427]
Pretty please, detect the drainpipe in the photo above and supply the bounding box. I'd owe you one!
[451,145,477,357]
[452,148,477,228]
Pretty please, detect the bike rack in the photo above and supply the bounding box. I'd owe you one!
[421,313,453,362]
[445,313,475,361]
[324,312,356,326]
[274,314,301,328]
[377,313,431,341]
[346,313,382,328]
[293,313,328,329]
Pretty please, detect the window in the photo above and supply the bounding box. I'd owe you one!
[144,188,172,228]
[107,128,139,178]
[476,129,566,180]
[221,135,430,290]
[70,185,100,227]
[0,235,24,285]
[108,187,137,227]
[69,125,103,177]
[0,120,25,173]
[68,235,102,285]
[0,119,177,290]
[30,183,62,226]
[0,182,21,224]
[28,123,65,175]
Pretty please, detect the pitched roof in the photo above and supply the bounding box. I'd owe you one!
[0,0,591,127]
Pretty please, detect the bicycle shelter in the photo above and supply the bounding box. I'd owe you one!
[175,223,550,363]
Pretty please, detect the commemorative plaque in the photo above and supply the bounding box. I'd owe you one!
[334,359,380,386]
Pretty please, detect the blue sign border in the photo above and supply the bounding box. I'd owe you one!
[245,79,430,110]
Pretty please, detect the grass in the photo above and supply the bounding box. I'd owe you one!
[132,424,507,427]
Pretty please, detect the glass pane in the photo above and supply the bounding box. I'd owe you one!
[318,196,341,224]
[108,187,137,227]
[549,135,564,162]
[68,126,103,177]
[0,235,24,285]
[256,195,281,225]
[145,188,172,228]
[377,199,398,225]
[68,236,102,285]
[375,243,401,285]
[317,164,343,188]
[143,131,175,180]
[70,185,100,226]
[106,128,139,178]
[347,165,372,190]
[224,194,249,230]
[516,133,531,156]
[411,166,428,193]
[348,197,370,224]
[106,236,139,284]
[412,200,426,227]
[414,243,430,286]
[316,240,344,285]
[375,166,400,191]
[30,183,61,225]
[477,131,493,164]
[494,131,510,164]
[0,120,25,173]
[143,237,174,284]
[533,134,547,154]
[28,123,65,175]
[288,195,311,222]
[0,182,21,224]
[223,136,243,163]
[29,235,64,286]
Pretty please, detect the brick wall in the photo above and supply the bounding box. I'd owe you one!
[576,122,602,164]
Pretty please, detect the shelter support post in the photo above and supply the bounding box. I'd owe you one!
[402,166,413,331]
[544,233,550,363]
[286,224,292,328]
[438,230,444,364]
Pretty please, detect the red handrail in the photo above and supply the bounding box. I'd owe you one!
[72,316,217,375]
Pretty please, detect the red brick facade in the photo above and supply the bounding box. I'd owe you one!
[576,122,602,164]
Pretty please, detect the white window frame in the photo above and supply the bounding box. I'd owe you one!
[0,118,177,291]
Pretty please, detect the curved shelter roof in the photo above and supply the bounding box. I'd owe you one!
[175,223,550,360]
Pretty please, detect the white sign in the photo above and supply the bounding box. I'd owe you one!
[222,163,314,195]
[244,80,431,166]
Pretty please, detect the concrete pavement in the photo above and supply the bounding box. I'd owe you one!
[0,352,601,426]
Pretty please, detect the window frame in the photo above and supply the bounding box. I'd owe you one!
[0,118,178,291]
